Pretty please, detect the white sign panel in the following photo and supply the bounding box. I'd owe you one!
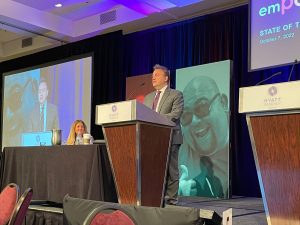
[96,101,132,124]
[96,100,175,126]
[239,81,300,113]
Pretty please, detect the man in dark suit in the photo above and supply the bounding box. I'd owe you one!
[144,64,184,205]
[28,79,59,132]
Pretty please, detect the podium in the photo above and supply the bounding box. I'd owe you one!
[239,81,300,225]
[95,100,175,207]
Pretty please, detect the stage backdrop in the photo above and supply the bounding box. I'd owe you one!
[126,73,153,103]
[176,60,231,199]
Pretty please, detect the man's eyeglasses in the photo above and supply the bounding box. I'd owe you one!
[180,94,220,126]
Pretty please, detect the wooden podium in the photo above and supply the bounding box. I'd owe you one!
[95,100,175,207]
[239,81,300,225]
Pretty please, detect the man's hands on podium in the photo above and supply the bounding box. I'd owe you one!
[179,164,197,196]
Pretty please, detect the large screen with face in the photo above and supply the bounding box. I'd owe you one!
[250,0,300,71]
[1,55,92,148]
[176,60,231,199]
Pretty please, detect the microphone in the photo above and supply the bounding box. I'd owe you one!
[288,59,298,82]
[255,71,282,86]
[126,82,145,100]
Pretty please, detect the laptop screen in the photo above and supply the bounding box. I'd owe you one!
[22,131,52,146]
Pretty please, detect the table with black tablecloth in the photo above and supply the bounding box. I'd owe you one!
[0,144,117,204]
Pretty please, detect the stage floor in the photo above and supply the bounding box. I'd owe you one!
[178,196,267,225]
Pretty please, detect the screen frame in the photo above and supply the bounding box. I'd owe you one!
[1,52,94,149]
[175,60,233,199]
[248,0,298,72]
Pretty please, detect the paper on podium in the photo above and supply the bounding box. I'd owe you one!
[95,100,175,127]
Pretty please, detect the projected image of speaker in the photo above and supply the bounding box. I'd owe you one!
[1,54,93,148]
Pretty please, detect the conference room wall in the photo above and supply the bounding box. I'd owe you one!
[1,5,299,197]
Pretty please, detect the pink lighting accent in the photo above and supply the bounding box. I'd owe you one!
[168,0,201,7]
[114,0,160,15]
[4,0,205,40]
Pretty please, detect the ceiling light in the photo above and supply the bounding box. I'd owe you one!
[55,3,62,8]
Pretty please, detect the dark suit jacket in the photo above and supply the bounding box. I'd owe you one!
[194,174,224,198]
[27,103,60,132]
[144,87,184,144]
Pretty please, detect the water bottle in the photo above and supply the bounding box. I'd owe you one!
[52,129,62,145]
[75,135,83,145]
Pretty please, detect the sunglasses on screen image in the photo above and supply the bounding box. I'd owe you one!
[180,93,220,126]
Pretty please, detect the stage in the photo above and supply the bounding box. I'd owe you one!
[0,144,267,224]
[179,196,267,225]
[26,196,267,225]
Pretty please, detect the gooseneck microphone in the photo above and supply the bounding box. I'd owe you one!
[126,82,145,100]
[288,59,298,82]
[255,71,282,86]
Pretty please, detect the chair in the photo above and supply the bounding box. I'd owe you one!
[83,205,138,225]
[8,188,33,225]
[64,195,207,225]
[0,183,19,225]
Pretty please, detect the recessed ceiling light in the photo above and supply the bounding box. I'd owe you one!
[55,3,62,7]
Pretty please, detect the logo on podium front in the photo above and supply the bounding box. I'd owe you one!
[264,86,280,107]
[112,105,117,112]
[109,105,118,120]
[268,86,277,96]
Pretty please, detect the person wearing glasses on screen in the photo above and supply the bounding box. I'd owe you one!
[66,120,93,145]
[178,76,229,198]
[27,78,59,132]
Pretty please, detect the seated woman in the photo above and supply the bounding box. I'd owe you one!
[66,120,93,145]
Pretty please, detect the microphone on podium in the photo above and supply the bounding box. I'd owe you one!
[126,82,145,100]
[288,59,298,82]
[255,71,282,86]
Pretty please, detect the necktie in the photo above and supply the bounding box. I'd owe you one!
[205,177,215,197]
[152,91,161,111]
[40,105,44,132]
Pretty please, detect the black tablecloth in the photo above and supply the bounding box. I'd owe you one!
[26,209,63,225]
[0,144,117,203]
